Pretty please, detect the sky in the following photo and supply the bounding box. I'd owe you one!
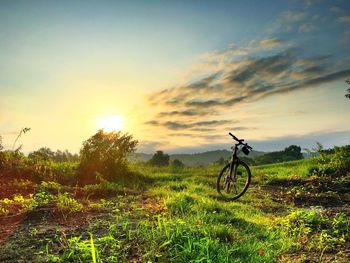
[0,0,349,154]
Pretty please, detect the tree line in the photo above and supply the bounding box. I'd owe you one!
[28,147,79,162]
[215,145,304,166]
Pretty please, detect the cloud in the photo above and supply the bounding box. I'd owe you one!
[299,23,316,33]
[257,38,285,49]
[156,49,349,110]
[152,120,233,130]
[343,30,350,43]
[303,0,318,9]
[144,38,350,142]
[250,130,350,151]
[137,140,168,152]
[338,16,350,23]
[199,38,286,64]
[142,130,350,154]
[269,11,307,32]
[330,6,341,13]
[144,120,159,126]
[281,11,307,22]
[158,109,212,117]
[225,126,252,131]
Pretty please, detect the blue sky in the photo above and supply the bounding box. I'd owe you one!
[0,0,349,153]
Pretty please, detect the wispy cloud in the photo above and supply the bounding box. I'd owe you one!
[343,30,350,43]
[330,6,341,13]
[299,23,316,33]
[281,11,307,22]
[338,16,350,23]
[144,38,350,137]
[269,11,307,32]
[146,119,232,131]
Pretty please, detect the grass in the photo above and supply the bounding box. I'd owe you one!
[0,158,349,262]
[252,158,317,184]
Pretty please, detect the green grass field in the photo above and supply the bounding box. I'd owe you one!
[0,158,349,262]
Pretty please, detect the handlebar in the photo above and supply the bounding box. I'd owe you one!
[229,132,244,142]
[229,132,252,149]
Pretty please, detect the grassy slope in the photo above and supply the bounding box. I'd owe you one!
[0,158,349,262]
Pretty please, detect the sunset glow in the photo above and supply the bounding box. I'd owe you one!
[0,1,349,154]
[97,115,124,132]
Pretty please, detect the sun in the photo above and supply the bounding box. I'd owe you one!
[97,115,124,132]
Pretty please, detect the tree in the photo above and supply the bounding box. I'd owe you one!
[28,147,55,161]
[149,151,170,166]
[54,149,79,162]
[77,130,138,184]
[171,158,185,168]
[346,79,350,100]
[253,145,303,165]
[28,148,79,162]
[284,145,303,160]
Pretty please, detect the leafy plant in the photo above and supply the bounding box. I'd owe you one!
[0,194,34,215]
[57,192,83,213]
[310,143,350,176]
[278,208,349,252]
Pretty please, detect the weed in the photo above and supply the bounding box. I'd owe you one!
[278,208,349,252]
[57,192,83,213]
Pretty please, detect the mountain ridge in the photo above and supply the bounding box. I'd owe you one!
[130,149,265,166]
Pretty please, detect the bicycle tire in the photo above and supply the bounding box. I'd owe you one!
[217,159,251,201]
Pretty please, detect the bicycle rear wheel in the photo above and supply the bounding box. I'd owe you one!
[217,160,251,200]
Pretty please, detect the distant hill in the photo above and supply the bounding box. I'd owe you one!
[130,149,265,166]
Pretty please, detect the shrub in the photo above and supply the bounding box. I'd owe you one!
[171,159,185,168]
[331,145,350,175]
[77,130,138,184]
[311,144,350,176]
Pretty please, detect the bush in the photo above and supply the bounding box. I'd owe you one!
[171,159,185,168]
[77,130,138,184]
[311,144,350,177]
[331,145,350,174]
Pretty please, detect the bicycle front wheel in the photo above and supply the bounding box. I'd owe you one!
[217,160,251,200]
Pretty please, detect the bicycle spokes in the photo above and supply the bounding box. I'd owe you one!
[223,171,231,193]
[217,161,251,200]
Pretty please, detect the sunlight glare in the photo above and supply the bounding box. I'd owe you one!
[97,115,124,132]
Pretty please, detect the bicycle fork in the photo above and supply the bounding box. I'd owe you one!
[224,158,238,193]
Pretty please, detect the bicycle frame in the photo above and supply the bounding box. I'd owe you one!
[228,143,239,181]
[223,144,240,193]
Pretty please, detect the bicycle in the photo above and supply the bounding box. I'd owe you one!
[217,133,253,200]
